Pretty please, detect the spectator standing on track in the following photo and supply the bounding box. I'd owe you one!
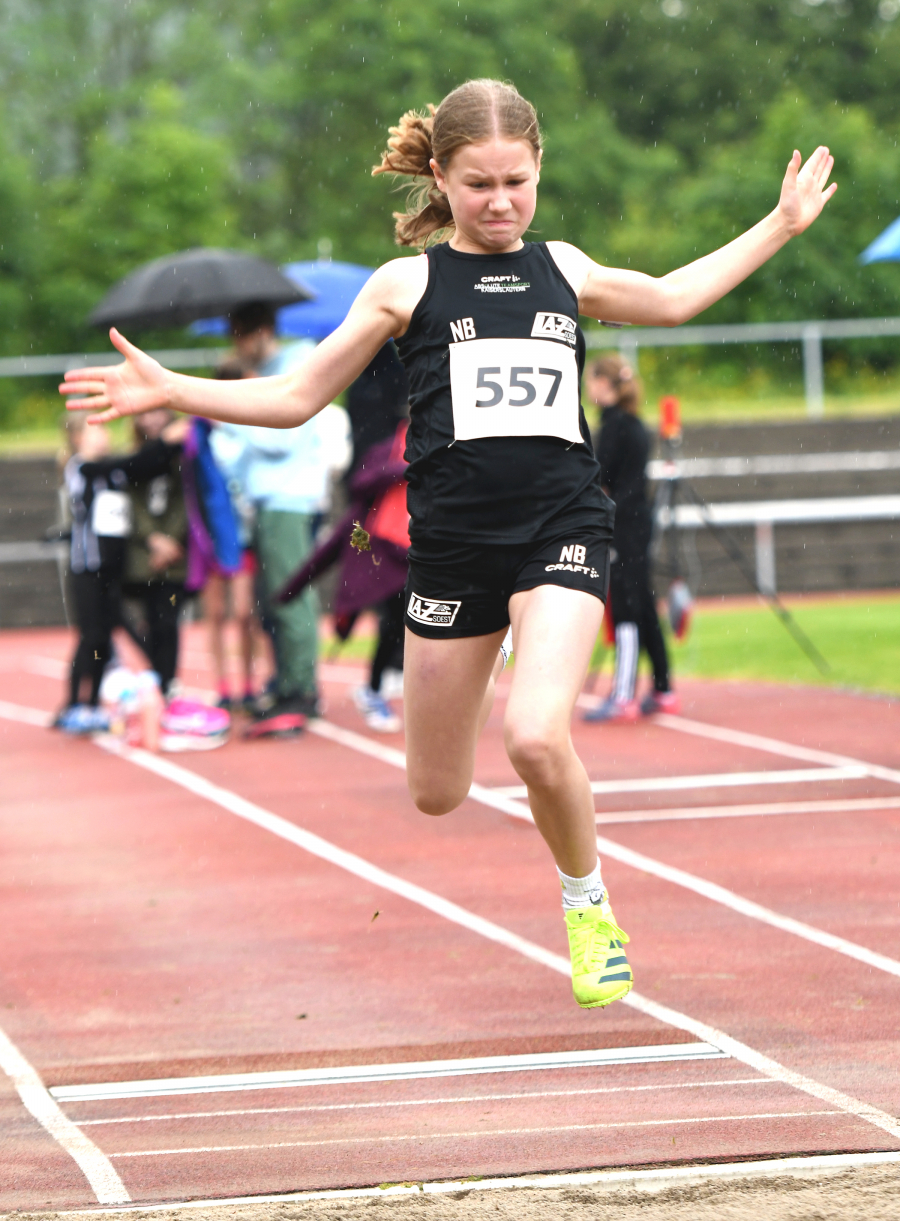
[57,412,188,731]
[220,304,351,732]
[121,408,188,699]
[64,78,837,1011]
[278,418,411,734]
[344,341,410,476]
[341,342,411,727]
[181,402,250,711]
[582,354,679,722]
[56,415,126,733]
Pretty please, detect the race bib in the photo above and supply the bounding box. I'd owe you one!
[91,489,132,538]
[449,338,582,445]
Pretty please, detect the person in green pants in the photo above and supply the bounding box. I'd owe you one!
[218,304,350,729]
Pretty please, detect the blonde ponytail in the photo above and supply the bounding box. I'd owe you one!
[372,105,454,247]
[373,80,542,249]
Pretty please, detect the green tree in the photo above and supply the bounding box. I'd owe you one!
[35,84,236,350]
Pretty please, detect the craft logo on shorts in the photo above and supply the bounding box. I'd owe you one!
[407,592,462,627]
[531,312,577,347]
[544,542,600,579]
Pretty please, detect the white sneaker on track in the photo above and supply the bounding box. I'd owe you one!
[353,686,402,733]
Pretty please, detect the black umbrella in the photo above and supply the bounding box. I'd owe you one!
[88,247,312,331]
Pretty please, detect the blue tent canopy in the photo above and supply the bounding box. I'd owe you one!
[859,217,900,265]
[191,260,374,340]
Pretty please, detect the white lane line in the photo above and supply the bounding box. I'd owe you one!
[656,712,900,786]
[593,833,900,980]
[3,699,899,1144]
[465,762,900,984]
[73,1079,769,1125]
[307,718,534,819]
[0,698,53,727]
[0,1026,130,1204]
[106,1110,843,1158]
[307,717,407,769]
[24,656,69,680]
[51,1044,722,1103]
[90,730,900,1143]
[596,796,900,825]
[492,765,866,799]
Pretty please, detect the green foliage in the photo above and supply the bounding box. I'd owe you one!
[672,595,900,696]
[1,0,900,397]
[32,84,236,351]
[590,594,900,696]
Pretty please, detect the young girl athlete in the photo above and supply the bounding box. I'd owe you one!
[62,79,836,1010]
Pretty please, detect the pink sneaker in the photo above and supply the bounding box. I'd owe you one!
[639,690,681,716]
[583,697,640,723]
[161,698,231,737]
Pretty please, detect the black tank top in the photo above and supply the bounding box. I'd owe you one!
[396,241,614,545]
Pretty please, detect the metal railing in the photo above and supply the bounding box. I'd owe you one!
[0,348,227,378]
[657,492,900,597]
[585,315,900,418]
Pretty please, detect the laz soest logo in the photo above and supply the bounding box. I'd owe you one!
[407,593,462,627]
[531,312,577,347]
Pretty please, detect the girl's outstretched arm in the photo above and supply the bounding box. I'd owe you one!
[551,147,836,328]
[60,256,427,427]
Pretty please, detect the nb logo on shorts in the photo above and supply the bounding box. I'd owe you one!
[544,542,600,579]
[408,592,462,627]
[531,311,577,347]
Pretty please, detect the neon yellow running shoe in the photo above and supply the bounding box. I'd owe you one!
[565,895,633,1009]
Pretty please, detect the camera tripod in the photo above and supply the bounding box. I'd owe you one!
[651,401,829,676]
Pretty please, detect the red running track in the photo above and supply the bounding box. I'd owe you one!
[0,624,898,1208]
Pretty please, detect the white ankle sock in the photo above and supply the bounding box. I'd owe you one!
[499,627,514,668]
[558,861,608,911]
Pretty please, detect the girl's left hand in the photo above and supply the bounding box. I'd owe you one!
[777,147,837,237]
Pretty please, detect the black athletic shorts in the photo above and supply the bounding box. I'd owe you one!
[405,528,610,639]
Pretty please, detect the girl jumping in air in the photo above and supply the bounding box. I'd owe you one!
[62,79,835,1010]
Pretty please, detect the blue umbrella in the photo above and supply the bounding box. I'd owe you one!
[191,259,374,340]
[278,261,374,338]
[859,217,900,264]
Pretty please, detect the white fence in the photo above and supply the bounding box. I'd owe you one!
[586,315,900,418]
[3,313,900,418]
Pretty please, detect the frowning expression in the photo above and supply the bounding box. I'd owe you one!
[431,139,541,255]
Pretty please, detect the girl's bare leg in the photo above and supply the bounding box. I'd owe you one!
[404,627,507,815]
[477,643,509,735]
[230,570,256,693]
[505,585,604,877]
[202,574,227,693]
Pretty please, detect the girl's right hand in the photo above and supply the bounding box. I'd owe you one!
[60,329,171,424]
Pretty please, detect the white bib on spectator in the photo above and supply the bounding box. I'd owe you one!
[91,489,132,538]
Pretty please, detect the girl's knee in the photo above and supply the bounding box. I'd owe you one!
[505,724,568,788]
[407,774,468,817]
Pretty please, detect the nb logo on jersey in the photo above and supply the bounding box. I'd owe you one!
[449,317,476,343]
[407,592,462,627]
[561,544,586,564]
[531,311,577,347]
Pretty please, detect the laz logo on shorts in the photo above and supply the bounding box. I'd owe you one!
[407,592,462,627]
[531,312,577,347]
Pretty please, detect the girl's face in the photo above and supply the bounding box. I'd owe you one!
[585,374,620,408]
[77,421,111,460]
[431,139,540,254]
